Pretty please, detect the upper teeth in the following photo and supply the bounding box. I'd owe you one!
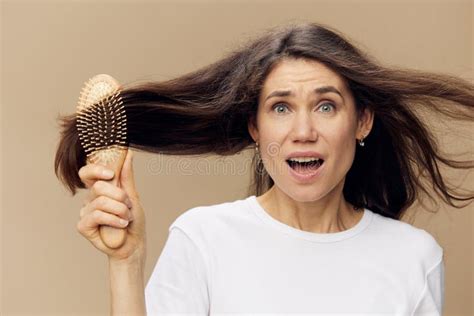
[288,157,321,163]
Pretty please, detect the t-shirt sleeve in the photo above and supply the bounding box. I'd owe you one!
[145,226,210,315]
[412,257,445,315]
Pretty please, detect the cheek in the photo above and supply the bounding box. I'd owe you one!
[329,129,357,171]
[256,123,287,154]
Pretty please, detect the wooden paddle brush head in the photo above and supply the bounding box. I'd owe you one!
[77,74,128,167]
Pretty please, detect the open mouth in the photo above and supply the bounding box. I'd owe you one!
[286,159,324,173]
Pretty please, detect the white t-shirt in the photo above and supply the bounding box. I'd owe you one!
[145,195,444,315]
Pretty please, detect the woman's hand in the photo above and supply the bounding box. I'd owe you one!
[76,150,146,264]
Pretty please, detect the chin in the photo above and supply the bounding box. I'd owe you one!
[280,184,326,202]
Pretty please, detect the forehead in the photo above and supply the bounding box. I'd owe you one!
[261,58,348,95]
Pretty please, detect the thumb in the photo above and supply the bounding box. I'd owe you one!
[119,149,138,201]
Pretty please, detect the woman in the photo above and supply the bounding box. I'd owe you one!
[55,22,473,315]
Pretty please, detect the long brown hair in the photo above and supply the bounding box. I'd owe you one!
[54,22,474,220]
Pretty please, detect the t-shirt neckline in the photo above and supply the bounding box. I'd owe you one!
[246,195,373,243]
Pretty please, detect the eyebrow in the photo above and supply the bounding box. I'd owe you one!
[264,85,344,102]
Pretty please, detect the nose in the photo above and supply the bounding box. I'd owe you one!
[289,111,318,142]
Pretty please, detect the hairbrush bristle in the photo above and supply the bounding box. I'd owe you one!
[77,74,120,111]
[76,74,128,165]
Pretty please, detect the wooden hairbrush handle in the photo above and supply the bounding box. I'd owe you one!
[92,148,128,249]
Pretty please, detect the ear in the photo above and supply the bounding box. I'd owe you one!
[248,116,259,142]
[357,107,374,139]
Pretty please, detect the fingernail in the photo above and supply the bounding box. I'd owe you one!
[120,219,128,226]
[125,198,132,209]
[102,169,114,178]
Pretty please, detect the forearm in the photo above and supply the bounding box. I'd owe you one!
[108,258,146,316]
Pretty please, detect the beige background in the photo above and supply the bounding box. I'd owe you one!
[1,0,473,315]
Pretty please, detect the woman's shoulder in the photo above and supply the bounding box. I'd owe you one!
[167,196,251,234]
[370,210,444,265]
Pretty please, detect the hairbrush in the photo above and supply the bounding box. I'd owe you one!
[76,74,128,249]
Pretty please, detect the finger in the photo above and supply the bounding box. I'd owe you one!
[119,150,138,201]
[81,182,132,223]
[77,210,129,238]
[90,195,132,222]
[89,180,131,207]
[78,164,115,189]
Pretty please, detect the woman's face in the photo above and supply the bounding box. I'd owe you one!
[248,58,373,201]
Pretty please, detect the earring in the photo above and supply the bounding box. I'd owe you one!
[255,141,266,174]
[358,135,365,147]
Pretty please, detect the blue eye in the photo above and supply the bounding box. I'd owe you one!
[271,102,335,114]
[319,103,335,112]
[272,103,289,114]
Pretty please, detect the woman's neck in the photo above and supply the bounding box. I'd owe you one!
[256,186,363,234]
